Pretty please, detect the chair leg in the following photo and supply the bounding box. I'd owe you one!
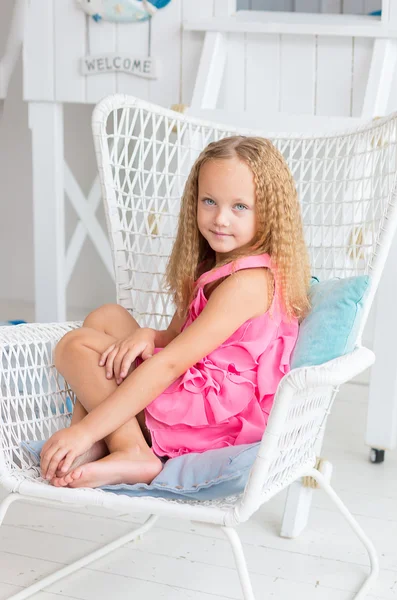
[281,457,333,539]
[222,526,255,600]
[306,468,379,599]
[0,494,158,600]
[0,493,20,526]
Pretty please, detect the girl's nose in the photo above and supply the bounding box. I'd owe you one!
[214,209,230,227]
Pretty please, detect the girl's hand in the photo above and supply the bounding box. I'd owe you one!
[40,424,93,481]
[99,328,155,384]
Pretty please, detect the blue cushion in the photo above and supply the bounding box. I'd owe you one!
[291,275,370,369]
[21,440,260,501]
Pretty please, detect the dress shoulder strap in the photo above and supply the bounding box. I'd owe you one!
[196,253,273,288]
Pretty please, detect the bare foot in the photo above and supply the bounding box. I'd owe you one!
[54,440,109,478]
[50,450,162,488]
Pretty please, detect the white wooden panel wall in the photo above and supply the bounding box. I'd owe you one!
[222,1,387,117]
[24,0,184,107]
[24,0,387,118]
[352,38,374,116]
[117,20,149,100]
[237,0,381,11]
[86,20,117,103]
[295,0,321,12]
[342,1,380,13]
[149,0,181,107]
[220,30,375,117]
[23,0,55,101]
[281,36,317,114]
[223,33,245,112]
[54,2,86,102]
[251,0,294,10]
[181,0,218,107]
[246,34,280,113]
[316,36,352,116]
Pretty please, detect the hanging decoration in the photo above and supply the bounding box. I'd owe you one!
[147,0,171,7]
[81,53,158,78]
[78,0,172,78]
[77,0,159,23]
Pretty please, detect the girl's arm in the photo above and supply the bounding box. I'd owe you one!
[83,267,270,442]
[151,310,185,347]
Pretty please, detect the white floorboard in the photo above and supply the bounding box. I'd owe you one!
[0,377,396,598]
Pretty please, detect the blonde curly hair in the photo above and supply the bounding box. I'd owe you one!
[165,135,311,321]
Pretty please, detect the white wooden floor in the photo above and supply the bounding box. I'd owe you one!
[0,378,396,599]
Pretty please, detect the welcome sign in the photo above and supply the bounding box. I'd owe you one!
[81,53,158,78]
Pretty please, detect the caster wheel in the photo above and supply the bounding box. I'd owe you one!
[369,448,385,464]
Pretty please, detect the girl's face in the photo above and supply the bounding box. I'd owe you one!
[197,157,257,262]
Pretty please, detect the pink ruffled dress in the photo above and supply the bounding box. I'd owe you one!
[144,253,299,458]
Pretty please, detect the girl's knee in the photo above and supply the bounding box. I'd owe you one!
[83,303,125,327]
[54,329,86,371]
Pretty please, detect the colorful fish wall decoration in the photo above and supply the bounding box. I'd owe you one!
[76,0,171,23]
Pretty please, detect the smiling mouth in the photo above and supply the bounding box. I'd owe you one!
[210,231,232,237]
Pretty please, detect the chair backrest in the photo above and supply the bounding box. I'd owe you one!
[93,94,397,338]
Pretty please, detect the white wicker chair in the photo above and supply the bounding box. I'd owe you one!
[2,94,397,600]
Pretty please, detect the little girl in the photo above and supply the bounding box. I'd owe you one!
[40,135,310,488]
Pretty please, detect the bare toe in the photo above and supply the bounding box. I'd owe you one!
[64,472,75,485]
[70,468,83,482]
[66,451,163,488]
[50,476,68,487]
[53,442,109,478]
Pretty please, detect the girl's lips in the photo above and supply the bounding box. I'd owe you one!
[211,231,232,237]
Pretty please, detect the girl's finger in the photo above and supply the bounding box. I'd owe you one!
[40,444,54,477]
[114,348,131,382]
[45,448,67,481]
[60,451,76,474]
[141,345,154,361]
[99,344,116,367]
[119,349,139,380]
[105,347,119,379]
[99,344,115,367]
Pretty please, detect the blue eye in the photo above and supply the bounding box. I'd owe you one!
[203,198,216,206]
[235,203,247,211]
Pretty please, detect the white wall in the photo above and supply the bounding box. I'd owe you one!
[236,0,381,11]
[0,70,116,320]
[0,57,34,311]
[0,1,116,321]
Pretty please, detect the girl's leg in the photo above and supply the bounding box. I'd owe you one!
[57,398,109,474]
[56,304,144,475]
[52,305,161,488]
[82,303,151,443]
[67,303,145,429]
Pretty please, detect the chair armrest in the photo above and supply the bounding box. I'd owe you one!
[234,346,375,523]
[0,321,82,483]
[0,321,82,348]
[286,346,375,392]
